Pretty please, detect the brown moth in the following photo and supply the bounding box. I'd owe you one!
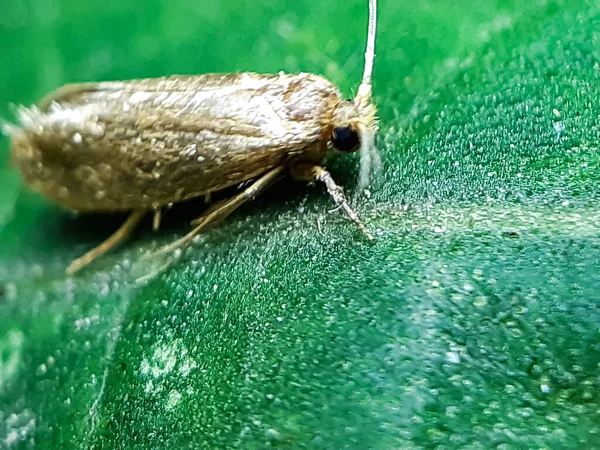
[4,0,379,274]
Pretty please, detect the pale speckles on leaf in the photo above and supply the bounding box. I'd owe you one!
[139,341,179,380]
[0,331,24,391]
[179,355,198,377]
[138,339,197,410]
[446,351,461,364]
[2,409,36,448]
[166,390,182,410]
[553,121,565,139]
[139,338,197,383]
[74,315,99,331]
[265,428,281,441]
[36,364,47,376]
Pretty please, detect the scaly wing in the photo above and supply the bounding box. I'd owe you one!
[10,73,341,211]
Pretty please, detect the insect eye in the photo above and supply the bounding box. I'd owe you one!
[332,126,360,152]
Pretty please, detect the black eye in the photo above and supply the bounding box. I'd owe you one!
[332,126,360,152]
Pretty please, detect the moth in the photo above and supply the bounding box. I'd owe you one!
[4,0,379,274]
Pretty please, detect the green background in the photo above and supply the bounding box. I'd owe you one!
[1,0,600,448]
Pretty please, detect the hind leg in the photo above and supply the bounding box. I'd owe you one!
[157,166,285,255]
[66,209,146,274]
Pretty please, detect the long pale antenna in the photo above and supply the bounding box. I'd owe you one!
[355,0,379,189]
[355,0,377,107]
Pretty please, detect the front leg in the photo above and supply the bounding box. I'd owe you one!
[291,164,374,240]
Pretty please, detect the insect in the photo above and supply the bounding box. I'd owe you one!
[4,0,379,274]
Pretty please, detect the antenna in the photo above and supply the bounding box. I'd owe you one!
[355,0,377,107]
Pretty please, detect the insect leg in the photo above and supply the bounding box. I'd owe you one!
[291,165,373,240]
[66,209,146,274]
[152,207,162,231]
[189,197,232,226]
[158,166,285,254]
[190,179,259,226]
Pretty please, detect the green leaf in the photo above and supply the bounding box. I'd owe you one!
[1,0,599,448]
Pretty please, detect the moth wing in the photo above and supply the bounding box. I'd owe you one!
[10,73,342,211]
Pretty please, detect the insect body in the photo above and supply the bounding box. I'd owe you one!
[5,0,379,274]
